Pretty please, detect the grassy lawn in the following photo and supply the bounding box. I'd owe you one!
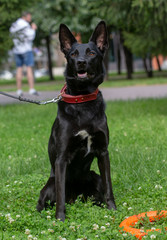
[0,99,167,239]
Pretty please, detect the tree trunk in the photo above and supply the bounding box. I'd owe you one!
[123,44,133,79]
[46,35,54,80]
[116,33,121,75]
[120,32,133,79]
[148,56,153,77]
[143,57,153,78]
[143,58,148,73]
[156,56,162,71]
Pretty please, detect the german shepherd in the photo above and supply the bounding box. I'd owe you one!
[37,21,116,221]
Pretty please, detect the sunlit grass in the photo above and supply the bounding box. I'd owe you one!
[0,98,167,239]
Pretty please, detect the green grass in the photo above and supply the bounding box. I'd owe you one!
[0,99,167,239]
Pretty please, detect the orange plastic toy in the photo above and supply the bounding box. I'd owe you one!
[119,210,167,239]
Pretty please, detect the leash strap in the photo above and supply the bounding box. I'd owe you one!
[0,85,98,105]
[0,91,62,105]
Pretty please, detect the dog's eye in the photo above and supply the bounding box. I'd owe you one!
[88,51,95,56]
[71,52,77,57]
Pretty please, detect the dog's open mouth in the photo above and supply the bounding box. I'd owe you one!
[77,71,88,79]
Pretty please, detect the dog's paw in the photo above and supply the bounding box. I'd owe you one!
[56,211,66,222]
[36,203,44,212]
[107,201,117,211]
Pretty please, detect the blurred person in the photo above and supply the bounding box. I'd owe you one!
[10,11,38,96]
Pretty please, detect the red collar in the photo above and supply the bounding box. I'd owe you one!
[60,84,99,104]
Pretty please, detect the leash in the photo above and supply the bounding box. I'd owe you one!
[0,91,62,105]
[0,84,99,105]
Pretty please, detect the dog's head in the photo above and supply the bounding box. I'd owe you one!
[59,21,108,93]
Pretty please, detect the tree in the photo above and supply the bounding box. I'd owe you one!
[124,0,167,77]
[89,0,135,79]
[0,0,39,64]
[89,0,167,78]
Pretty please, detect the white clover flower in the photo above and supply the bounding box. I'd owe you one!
[155,185,163,189]
[77,224,81,229]
[101,226,106,232]
[9,218,15,223]
[14,181,18,184]
[157,170,160,174]
[123,202,127,206]
[93,224,99,230]
[48,229,54,233]
[25,229,31,235]
[27,235,33,240]
[105,222,110,227]
[46,211,51,215]
[104,215,108,218]
[95,235,99,238]
[128,207,132,210]
[151,227,156,230]
[138,187,142,190]
[41,231,45,234]
[58,236,66,240]
[12,236,15,239]
[122,233,127,237]
[150,235,156,239]
[16,215,20,218]
[47,215,51,219]
[33,237,38,240]
[69,226,76,231]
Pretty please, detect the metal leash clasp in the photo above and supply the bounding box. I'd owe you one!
[39,94,62,105]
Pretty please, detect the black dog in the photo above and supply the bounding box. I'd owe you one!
[37,21,116,221]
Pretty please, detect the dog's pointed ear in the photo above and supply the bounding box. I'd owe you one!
[89,21,108,54]
[59,24,77,55]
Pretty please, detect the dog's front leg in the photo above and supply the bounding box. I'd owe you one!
[98,151,116,210]
[55,159,67,221]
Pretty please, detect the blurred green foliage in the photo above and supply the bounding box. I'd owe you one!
[0,0,40,62]
[1,0,167,64]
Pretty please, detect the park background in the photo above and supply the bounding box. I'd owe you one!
[0,0,167,240]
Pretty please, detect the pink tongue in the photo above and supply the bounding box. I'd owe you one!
[77,72,87,78]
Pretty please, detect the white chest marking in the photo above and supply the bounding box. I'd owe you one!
[75,130,92,155]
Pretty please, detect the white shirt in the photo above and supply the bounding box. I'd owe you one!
[10,18,36,54]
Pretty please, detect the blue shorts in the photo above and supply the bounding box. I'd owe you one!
[15,51,34,67]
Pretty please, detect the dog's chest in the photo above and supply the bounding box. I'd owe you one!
[75,130,92,155]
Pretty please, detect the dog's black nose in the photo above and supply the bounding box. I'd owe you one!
[77,59,86,68]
